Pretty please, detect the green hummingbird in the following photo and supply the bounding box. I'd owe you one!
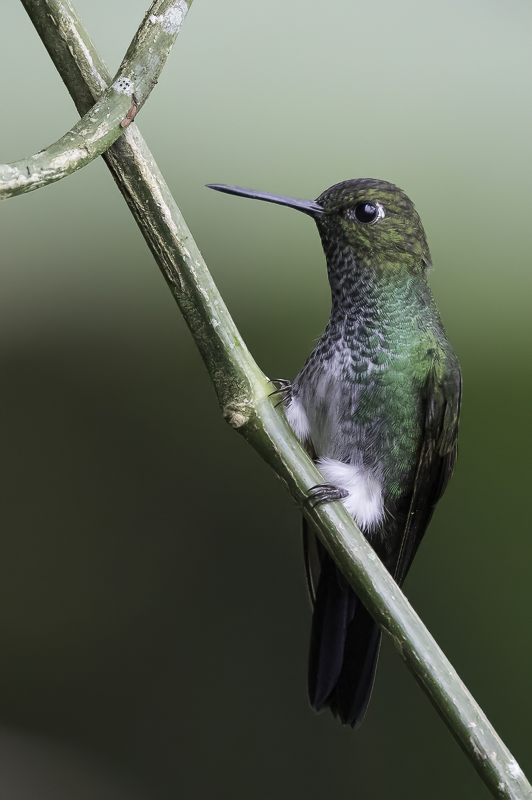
[207,179,462,728]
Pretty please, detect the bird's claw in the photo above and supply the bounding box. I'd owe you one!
[269,378,292,407]
[305,483,349,509]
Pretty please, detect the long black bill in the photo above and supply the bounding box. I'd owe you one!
[206,184,324,218]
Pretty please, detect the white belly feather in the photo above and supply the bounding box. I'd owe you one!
[285,396,384,532]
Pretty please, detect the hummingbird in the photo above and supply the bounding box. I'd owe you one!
[207,179,462,728]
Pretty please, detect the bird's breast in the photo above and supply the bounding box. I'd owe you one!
[285,334,425,529]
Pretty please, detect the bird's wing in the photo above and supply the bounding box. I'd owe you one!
[393,357,462,588]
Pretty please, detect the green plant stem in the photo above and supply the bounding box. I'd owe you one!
[17,2,532,798]
[0,0,191,200]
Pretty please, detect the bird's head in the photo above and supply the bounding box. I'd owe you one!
[207,178,431,276]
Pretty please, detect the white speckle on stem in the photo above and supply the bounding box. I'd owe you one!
[470,739,483,759]
[1,164,24,181]
[49,149,87,170]
[149,1,187,33]
[112,77,134,95]
[508,758,524,780]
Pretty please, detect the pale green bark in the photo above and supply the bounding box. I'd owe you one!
[9,3,532,798]
[0,0,191,199]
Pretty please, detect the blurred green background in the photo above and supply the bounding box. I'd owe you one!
[1,1,531,798]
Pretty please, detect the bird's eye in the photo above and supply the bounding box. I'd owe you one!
[348,202,383,224]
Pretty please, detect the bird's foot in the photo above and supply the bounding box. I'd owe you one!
[305,483,349,509]
[269,378,292,408]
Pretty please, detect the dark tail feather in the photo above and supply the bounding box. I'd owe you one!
[308,552,381,728]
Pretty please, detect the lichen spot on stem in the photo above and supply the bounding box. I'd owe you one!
[113,77,134,95]
[223,401,253,429]
[149,1,188,33]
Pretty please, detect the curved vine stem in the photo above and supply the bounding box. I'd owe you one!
[0,0,191,200]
